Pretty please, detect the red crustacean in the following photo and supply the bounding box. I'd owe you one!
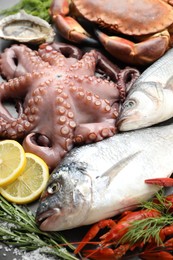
[74,178,173,260]
[50,0,173,65]
[74,209,161,259]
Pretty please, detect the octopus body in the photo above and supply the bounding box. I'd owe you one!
[0,42,139,169]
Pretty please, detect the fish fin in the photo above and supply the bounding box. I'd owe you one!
[100,151,142,183]
[165,75,173,91]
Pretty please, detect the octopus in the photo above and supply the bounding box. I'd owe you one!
[0,42,139,169]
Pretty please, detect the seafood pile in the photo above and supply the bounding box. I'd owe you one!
[1,0,173,259]
[0,42,138,169]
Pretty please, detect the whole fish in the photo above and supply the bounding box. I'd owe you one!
[117,48,173,131]
[36,122,173,231]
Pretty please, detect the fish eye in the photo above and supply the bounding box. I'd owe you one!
[123,100,135,109]
[47,182,60,194]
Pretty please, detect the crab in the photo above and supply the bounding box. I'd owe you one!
[50,0,173,65]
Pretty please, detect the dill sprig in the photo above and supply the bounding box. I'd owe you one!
[141,189,172,213]
[0,0,52,22]
[119,191,173,247]
[120,215,173,246]
[0,195,78,260]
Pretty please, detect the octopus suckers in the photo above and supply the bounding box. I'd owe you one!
[34,96,42,104]
[78,91,85,98]
[57,107,66,115]
[74,135,84,144]
[57,89,62,94]
[86,96,92,102]
[89,133,97,141]
[95,100,101,107]
[45,45,53,52]
[67,112,74,119]
[28,115,35,123]
[112,111,118,118]
[17,125,24,133]
[65,138,73,151]
[69,86,76,91]
[101,128,110,137]
[59,116,67,124]
[69,121,76,128]
[64,102,71,109]
[61,126,70,136]
[56,97,64,104]
[104,105,111,112]
[0,42,139,169]
[24,122,31,128]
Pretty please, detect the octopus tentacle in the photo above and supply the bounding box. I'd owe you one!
[74,122,117,144]
[0,114,31,139]
[38,42,83,68]
[94,51,120,82]
[0,73,34,121]
[38,43,69,67]
[0,43,139,169]
[68,84,118,144]
[68,50,98,76]
[0,73,34,99]
[0,74,46,139]
[23,133,69,169]
[0,45,48,79]
[49,42,83,59]
[117,68,140,100]
[67,75,120,107]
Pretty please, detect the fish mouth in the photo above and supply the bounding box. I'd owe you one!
[117,113,138,131]
[116,116,127,129]
[36,208,60,228]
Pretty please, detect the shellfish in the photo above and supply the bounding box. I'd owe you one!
[0,10,55,44]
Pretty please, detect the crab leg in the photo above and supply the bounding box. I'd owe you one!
[50,0,98,45]
[96,29,170,65]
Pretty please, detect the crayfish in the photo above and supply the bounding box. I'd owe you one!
[74,178,173,259]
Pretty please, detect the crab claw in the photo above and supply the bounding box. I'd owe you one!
[50,0,98,45]
[96,29,170,65]
[145,178,173,187]
[52,14,98,45]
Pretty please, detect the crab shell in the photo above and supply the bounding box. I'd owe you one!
[0,10,55,44]
[73,0,173,36]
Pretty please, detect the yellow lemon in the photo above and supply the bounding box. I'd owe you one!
[0,140,26,186]
[0,153,49,204]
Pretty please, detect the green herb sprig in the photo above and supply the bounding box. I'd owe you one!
[0,195,78,260]
[119,191,173,246]
[120,215,173,246]
[0,0,52,22]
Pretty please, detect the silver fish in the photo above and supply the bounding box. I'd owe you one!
[36,122,173,231]
[117,48,173,131]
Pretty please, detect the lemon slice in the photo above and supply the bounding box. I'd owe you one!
[0,153,49,204]
[0,140,26,186]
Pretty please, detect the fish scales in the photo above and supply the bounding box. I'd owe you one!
[36,123,173,231]
[118,48,173,131]
[136,48,173,84]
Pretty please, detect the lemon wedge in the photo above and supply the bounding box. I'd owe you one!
[0,153,49,204]
[0,140,26,186]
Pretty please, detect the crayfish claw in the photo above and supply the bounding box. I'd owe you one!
[145,177,173,187]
